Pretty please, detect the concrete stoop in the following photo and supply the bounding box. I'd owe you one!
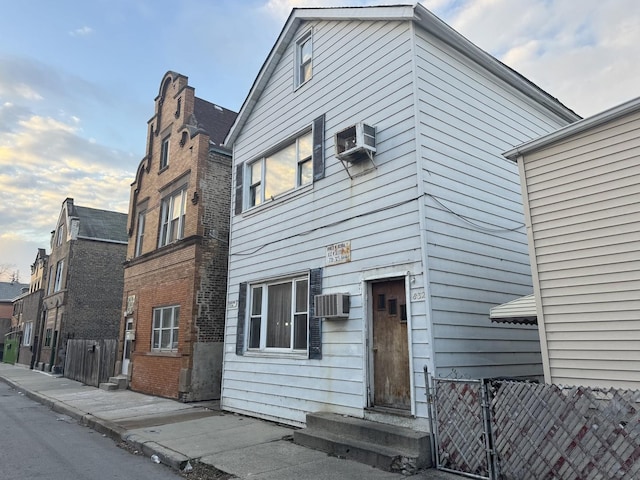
[293,412,432,475]
[98,375,128,391]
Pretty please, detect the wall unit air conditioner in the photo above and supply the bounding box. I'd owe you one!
[335,123,376,163]
[315,293,350,319]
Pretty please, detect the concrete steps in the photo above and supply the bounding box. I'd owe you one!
[293,412,432,474]
[99,375,128,391]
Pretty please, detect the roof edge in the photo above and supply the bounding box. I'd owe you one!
[504,96,640,160]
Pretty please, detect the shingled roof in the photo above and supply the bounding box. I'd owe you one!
[73,206,128,243]
[0,281,29,302]
[193,97,238,148]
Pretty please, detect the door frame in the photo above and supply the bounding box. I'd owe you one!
[362,270,415,415]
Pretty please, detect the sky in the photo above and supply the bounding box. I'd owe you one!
[1,0,639,283]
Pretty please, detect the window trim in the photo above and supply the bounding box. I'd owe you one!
[245,129,313,209]
[295,29,313,88]
[151,305,180,352]
[246,275,309,354]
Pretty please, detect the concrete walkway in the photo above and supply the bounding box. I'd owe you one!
[0,363,460,479]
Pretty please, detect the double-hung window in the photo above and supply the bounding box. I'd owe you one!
[134,210,146,257]
[23,322,33,346]
[159,188,186,246]
[152,305,179,351]
[248,276,309,352]
[54,260,64,292]
[296,30,312,87]
[248,131,312,208]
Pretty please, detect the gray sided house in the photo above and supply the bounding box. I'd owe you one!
[504,97,640,390]
[222,4,579,429]
[38,198,127,373]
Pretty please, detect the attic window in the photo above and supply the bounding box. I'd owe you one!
[295,30,312,88]
[175,98,182,119]
[179,131,188,147]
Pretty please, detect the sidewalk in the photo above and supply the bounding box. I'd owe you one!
[0,363,459,479]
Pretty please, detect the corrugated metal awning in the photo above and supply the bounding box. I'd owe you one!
[490,294,537,325]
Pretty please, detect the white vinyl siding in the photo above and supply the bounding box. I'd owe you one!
[413,27,570,381]
[520,108,640,389]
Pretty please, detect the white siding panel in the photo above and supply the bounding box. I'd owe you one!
[414,27,570,380]
[521,109,640,389]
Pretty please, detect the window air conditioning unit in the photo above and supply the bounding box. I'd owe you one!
[315,293,350,319]
[335,123,376,163]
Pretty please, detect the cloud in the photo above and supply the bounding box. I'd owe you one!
[432,0,640,117]
[69,26,94,37]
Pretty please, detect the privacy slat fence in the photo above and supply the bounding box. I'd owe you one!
[429,372,640,480]
[64,339,117,387]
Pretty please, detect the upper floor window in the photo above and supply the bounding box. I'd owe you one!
[296,30,313,87]
[134,211,146,257]
[248,276,309,352]
[54,260,64,292]
[248,131,312,208]
[56,225,64,246]
[47,265,54,295]
[160,136,170,169]
[159,187,186,247]
[152,305,179,351]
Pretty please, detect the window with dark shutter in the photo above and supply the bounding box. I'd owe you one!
[312,115,325,181]
[308,267,323,359]
[236,282,247,355]
[234,163,244,215]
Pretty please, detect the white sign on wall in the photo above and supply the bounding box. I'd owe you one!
[326,241,351,266]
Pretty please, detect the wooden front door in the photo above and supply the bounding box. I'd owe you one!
[371,279,410,410]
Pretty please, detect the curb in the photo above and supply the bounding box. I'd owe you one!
[0,374,193,473]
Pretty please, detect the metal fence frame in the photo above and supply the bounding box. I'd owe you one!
[427,367,640,480]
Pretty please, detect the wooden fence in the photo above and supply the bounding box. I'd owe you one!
[64,339,117,387]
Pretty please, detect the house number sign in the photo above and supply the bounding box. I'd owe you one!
[325,241,351,266]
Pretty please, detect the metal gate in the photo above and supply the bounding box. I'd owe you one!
[427,369,494,479]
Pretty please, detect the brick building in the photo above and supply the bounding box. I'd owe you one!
[39,198,127,372]
[120,71,237,401]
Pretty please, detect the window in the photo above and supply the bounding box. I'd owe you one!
[45,328,52,347]
[296,30,312,87]
[159,188,186,247]
[56,225,64,246]
[248,276,308,352]
[152,305,179,351]
[134,211,146,257]
[47,265,54,294]
[54,260,64,292]
[160,136,170,169]
[248,131,312,207]
[23,322,33,346]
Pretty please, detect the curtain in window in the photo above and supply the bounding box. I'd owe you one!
[266,282,292,348]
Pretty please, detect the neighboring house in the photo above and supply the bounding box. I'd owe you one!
[503,96,640,390]
[38,198,127,373]
[10,249,48,368]
[1,281,29,363]
[221,4,580,429]
[120,72,237,401]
